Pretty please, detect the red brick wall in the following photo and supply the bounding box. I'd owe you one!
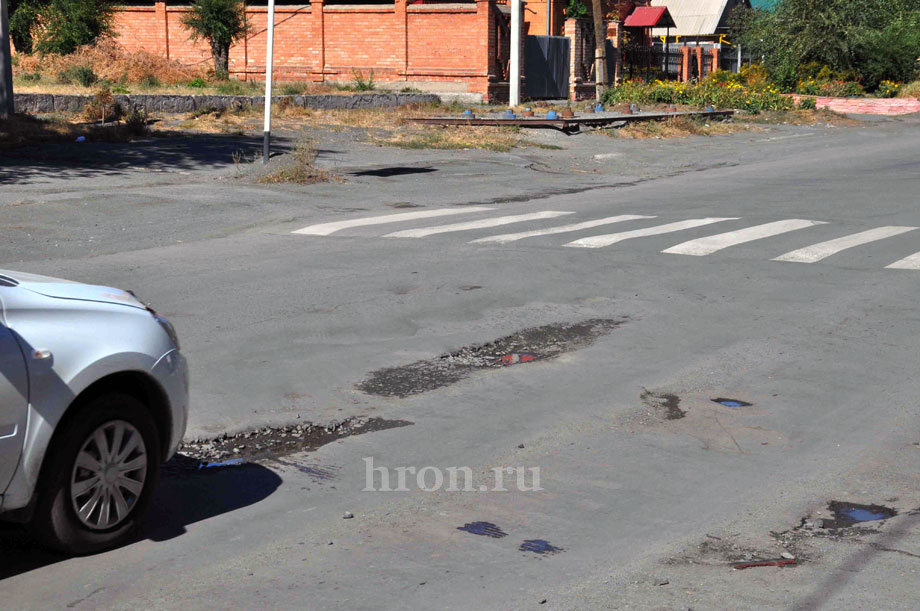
[112,2,510,99]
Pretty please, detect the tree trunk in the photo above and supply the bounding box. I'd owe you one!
[591,0,608,102]
[212,41,230,77]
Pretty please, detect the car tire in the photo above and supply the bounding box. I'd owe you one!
[30,393,161,554]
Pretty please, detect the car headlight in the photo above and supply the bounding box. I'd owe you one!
[154,313,180,350]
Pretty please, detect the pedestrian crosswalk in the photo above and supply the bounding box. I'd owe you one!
[292,208,920,270]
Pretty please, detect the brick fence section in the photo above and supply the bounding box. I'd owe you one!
[789,94,920,116]
[112,2,511,101]
[13,92,441,114]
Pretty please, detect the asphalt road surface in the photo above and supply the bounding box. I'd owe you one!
[2,117,920,609]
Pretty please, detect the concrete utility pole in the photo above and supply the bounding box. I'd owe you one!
[1,0,14,118]
[262,0,276,164]
[509,0,521,106]
[591,0,607,102]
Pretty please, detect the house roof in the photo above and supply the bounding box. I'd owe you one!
[624,6,676,29]
[650,0,738,37]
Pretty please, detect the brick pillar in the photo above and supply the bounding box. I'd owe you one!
[695,46,703,80]
[395,0,408,78]
[710,47,719,74]
[679,47,689,82]
[311,0,325,82]
[607,20,621,84]
[155,2,169,59]
[564,18,580,100]
[478,0,495,80]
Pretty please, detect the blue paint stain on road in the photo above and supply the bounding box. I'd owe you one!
[519,539,564,555]
[712,398,753,408]
[840,507,889,522]
[199,458,246,469]
[457,522,507,538]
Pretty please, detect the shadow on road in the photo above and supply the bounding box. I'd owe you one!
[0,132,293,185]
[0,460,282,581]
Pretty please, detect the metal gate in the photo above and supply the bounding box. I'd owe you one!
[524,35,570,99]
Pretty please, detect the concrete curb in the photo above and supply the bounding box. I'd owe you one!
[12,92,442,114]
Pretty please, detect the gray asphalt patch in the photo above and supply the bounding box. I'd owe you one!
[163,417,412,477]
[357,318,626,398]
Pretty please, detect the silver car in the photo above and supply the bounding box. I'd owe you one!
[0,269,188,553]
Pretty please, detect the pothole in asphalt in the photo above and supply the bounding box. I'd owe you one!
[712,398,753,408]
[641,389,685,420]
[520,539,564,555]
[357,318,626,398]
[457,522,507,538]
[822,501,897,529]
[162,417,412,477]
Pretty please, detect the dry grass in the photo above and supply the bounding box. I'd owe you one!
[603,116,755,139]
[375,126,526,152]
[897,81,920,99]
[258,137,334,184]
[0,113,144,150]
[741,108,859,126]
[15,38,205,86]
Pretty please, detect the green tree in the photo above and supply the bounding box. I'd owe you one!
[33,0,117,55]
[181,0,249,77]
[9,0,41,53]
[732,0,920,91]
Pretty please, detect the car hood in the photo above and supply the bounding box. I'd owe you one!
[0,269,147,309]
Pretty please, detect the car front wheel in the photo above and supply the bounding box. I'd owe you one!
[31,393,161,554]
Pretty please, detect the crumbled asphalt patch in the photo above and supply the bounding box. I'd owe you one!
[163,417,412,477]
[357,318,626,397]
[641,389,685,420]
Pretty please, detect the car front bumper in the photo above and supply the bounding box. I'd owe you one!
[151,349,189,460]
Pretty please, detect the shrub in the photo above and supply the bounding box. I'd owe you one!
[215,79,258,95]
[898,81,920,99]
[9,0,41,54]
[123,106,149,136]
[603,78,793,113]
[817,80,865,97]
[20,72,42,82]
[81,88,122,123]
[139,74,161,88]
[798,97,817,109]
[876,80,901,98]
[188,77,207,88]
[57,65,98,87]
[352,69,376,91]
[15,39,205,86]
[34,0,118,55]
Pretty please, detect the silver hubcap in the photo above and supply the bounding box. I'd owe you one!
[70,420,147,530]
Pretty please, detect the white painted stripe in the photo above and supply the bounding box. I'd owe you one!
[565,218,737,249]
[292,207,492,236]
[470,215,656,244]
[384,211,575,238]
[774,226,917,263]
[662,219,827,256]
[885,252,920,270]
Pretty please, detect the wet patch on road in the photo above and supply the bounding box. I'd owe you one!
[520,539,564,555]
[357,318,626,397]
[641,389,685,420]
[822,501,897,529]
[457,522,507,538]
[163,417,412,477]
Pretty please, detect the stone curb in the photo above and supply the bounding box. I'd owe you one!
[12,92,442,114]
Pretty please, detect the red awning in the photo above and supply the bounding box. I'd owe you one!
[624,6,676,28]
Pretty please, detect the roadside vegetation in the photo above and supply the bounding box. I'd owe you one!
[731,0,920,93]
[258,136,334,184]
[0,111,148,150]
